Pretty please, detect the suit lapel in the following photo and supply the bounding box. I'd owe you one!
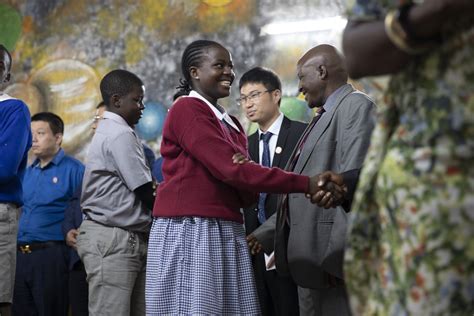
[272,116,290,168]
[248,132,260,163]
[294,85,354,173]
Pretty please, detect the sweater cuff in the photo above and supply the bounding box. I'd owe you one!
[295,174,310,193]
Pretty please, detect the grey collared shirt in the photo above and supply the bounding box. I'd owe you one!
[81,111,152,232]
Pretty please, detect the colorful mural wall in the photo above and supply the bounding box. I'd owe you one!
[1,0,379,161]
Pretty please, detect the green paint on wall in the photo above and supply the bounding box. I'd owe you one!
[0,4,22,51]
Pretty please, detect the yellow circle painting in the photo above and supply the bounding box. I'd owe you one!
[29,59,101,154]
[202,0,233,7]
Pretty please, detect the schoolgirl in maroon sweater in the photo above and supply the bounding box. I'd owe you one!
[145,40,319,315]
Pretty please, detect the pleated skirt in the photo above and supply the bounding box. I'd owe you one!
[146,216,260,315]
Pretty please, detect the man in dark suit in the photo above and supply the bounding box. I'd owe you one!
[249,45,376,315]
[62,189,87,316]
[239,67,306,315]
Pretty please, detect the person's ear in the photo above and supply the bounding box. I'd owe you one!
[190,67,200,80]
[111,94,121,108]
[319,65,328,80]
[55,133,63,147]
[272,89,281,106]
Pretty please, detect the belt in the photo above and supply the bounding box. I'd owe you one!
[18,241,63,254]
[83,213,149,240]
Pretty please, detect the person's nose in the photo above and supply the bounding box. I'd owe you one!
[240,97,253,109]
[223,66,234,76]
[298,81,303,93]
[247,97,257,108]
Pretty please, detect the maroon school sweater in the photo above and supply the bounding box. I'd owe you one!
[153,97,309,223]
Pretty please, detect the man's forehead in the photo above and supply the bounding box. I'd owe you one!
[297,58,312,72]
[241,82,265,92]
[299,55,322,71]
[32,121,57,134]
[301,53,322,65]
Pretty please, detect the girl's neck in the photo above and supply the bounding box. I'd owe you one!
[193,88,218,107]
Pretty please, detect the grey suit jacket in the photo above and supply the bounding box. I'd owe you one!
[253,84,376,289]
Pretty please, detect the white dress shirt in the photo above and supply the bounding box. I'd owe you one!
[257,112,284,165]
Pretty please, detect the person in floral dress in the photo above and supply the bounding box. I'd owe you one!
[342,0,474,315]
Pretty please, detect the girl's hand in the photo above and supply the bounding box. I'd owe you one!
[232,153,250,164]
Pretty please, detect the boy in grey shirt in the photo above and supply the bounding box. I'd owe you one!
[77,69,155,316]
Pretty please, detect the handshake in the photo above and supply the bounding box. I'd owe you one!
[307,171,347,208]
[232,153,348,209]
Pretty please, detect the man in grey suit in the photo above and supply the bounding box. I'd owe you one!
[239,67,306,315]
[248,44,376,315]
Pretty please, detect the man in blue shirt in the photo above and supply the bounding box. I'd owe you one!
[13,112,84,316]
[0,44,32,316]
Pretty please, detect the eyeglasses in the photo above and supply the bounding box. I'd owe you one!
[236,90,273,105]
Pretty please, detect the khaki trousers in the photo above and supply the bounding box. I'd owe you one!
[77,220,147,316]
[0,203,19,303]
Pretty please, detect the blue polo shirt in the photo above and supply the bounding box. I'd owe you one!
[18,149,84,243]
[0,97,32,206]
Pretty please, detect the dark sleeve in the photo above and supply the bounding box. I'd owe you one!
[62,188,82,237]
[341,169,361,212]
[142,143,156,169]
[237,189,258,208]
[152,157,164,183]
[134,182,155,211]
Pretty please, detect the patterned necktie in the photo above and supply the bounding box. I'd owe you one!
[287,106,325,172]
[257,132,273,224]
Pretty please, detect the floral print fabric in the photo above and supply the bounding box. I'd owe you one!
[344,1,474,315]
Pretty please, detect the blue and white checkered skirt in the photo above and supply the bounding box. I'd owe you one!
[146,216,260,315]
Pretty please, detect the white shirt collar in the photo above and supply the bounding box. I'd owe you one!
[258,112,284,138]
[188,90,240,132]
[0,93,16,102]
[102,111,134,131]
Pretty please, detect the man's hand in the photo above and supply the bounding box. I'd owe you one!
[232,153,250,164]
[307,171,347,208]
[66,229,79,249]
[246,233,263,255]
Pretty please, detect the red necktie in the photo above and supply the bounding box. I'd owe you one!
[287,106,325,172]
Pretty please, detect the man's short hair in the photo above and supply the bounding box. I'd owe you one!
[239,66,282,92]
[100,69,144,106]
[31,112,64,135]
[96,101,106,109]
[0,44,12,71]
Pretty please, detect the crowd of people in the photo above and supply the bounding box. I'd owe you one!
[0,1,472,315]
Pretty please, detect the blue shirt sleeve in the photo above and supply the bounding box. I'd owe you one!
[0,101,32,184]
[62,187,82,237]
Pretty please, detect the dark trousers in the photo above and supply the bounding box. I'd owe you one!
[12,243,69,316]
[253,253,299,316]
[68,261,88,316]
[298,285,351,316]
